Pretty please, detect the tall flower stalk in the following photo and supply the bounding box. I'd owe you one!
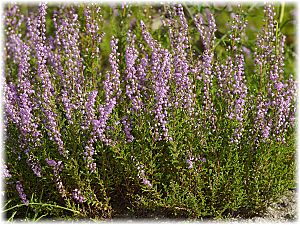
[164,4,195,115]
[28,3,67,157]
[140,20,172,141]
[194,10,217,133]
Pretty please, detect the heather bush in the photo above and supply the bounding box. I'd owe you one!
[2,2,296,221]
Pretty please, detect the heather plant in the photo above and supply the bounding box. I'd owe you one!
[3,2,296,221]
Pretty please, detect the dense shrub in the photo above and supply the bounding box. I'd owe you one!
[3,2,296,221]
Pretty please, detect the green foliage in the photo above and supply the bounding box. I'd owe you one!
[3,2,296,221]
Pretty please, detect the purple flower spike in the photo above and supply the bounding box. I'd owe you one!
[72,189,85,203]
[186,158,193,169]
[164,5,195,115]
[26,154,42,177]
[46,159,66,197]
[16,181,29,206]
[3,163,12,178]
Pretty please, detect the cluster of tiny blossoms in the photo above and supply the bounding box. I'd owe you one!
[194,10,217,131]
[140,20,172,141]
[225,11,248,145]
[3,3,295,208]
[46,158,66,198]
[131,156,152,188]
[253,4,295,145]
[16,181,29,206]
[163,4,195,115]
